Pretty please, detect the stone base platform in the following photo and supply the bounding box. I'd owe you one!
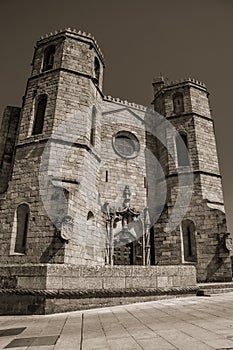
[0,264,197,315]
[197,281,233,296]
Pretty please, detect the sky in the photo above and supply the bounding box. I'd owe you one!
[0,0,233,232]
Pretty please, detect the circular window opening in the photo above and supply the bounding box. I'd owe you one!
[113,131,140,159]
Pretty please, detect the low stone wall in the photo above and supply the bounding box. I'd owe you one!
[0,264,196,290]
[0,264,197,314]
[46,265,197,290]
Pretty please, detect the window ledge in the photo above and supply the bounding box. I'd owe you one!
[9,252,26,256]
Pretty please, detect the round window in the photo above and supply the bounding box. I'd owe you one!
[113,131,140,159]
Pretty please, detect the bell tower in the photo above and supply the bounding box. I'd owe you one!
[18,28,104,141]
[152,77,232,282]
[0,29,105,267]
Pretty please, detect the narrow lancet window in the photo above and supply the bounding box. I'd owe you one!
[181,219,197,262]
[14,203,30,254]
[176,133,190,166]
[90,106,97,146]
[94,57,100,85]
[173,92,184,114]
[87,211,94,221]
[32,94,47,135]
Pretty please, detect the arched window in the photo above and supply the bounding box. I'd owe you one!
[90,106,97,146]
[181,219,197,262]
[173,92,184,114]
[94,57,100,85]
[32,94,47,135]
[14,203,30,254]
[176,133,190,166]
[42,45,56,72]
[87,211,94,221]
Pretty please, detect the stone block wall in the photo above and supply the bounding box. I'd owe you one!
[154,187,232,282]
[18,72,60,141]
[0,264,197,315]
[0,264,196,290]
[99,101,147,212]
[46,265,197,290]
[0,139,66,265]
[0,106,21,193]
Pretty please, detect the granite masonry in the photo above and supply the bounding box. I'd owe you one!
[0,28,232,314]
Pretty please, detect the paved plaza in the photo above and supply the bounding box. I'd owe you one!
[1,293,233,349]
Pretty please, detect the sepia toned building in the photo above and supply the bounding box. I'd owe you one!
[0,28,232,314]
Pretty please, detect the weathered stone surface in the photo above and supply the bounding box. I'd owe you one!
[17,277,46,289]
[0,106,21,194]
[102,277,126,289]
[0,264,197,294]
[0,28,231,313]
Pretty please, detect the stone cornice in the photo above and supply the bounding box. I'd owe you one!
[166,112,213,123]
[16,137,101,163]
[166,170,222,179]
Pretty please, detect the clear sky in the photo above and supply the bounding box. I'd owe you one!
[0,0,233,232]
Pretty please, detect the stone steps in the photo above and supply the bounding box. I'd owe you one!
[197,281,233,296]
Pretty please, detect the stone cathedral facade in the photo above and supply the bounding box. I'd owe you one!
[0,28,232,313]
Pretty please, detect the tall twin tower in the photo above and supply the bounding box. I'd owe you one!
[0,28,232,313]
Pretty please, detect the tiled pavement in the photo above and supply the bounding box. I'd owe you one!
[1,293,233,349]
